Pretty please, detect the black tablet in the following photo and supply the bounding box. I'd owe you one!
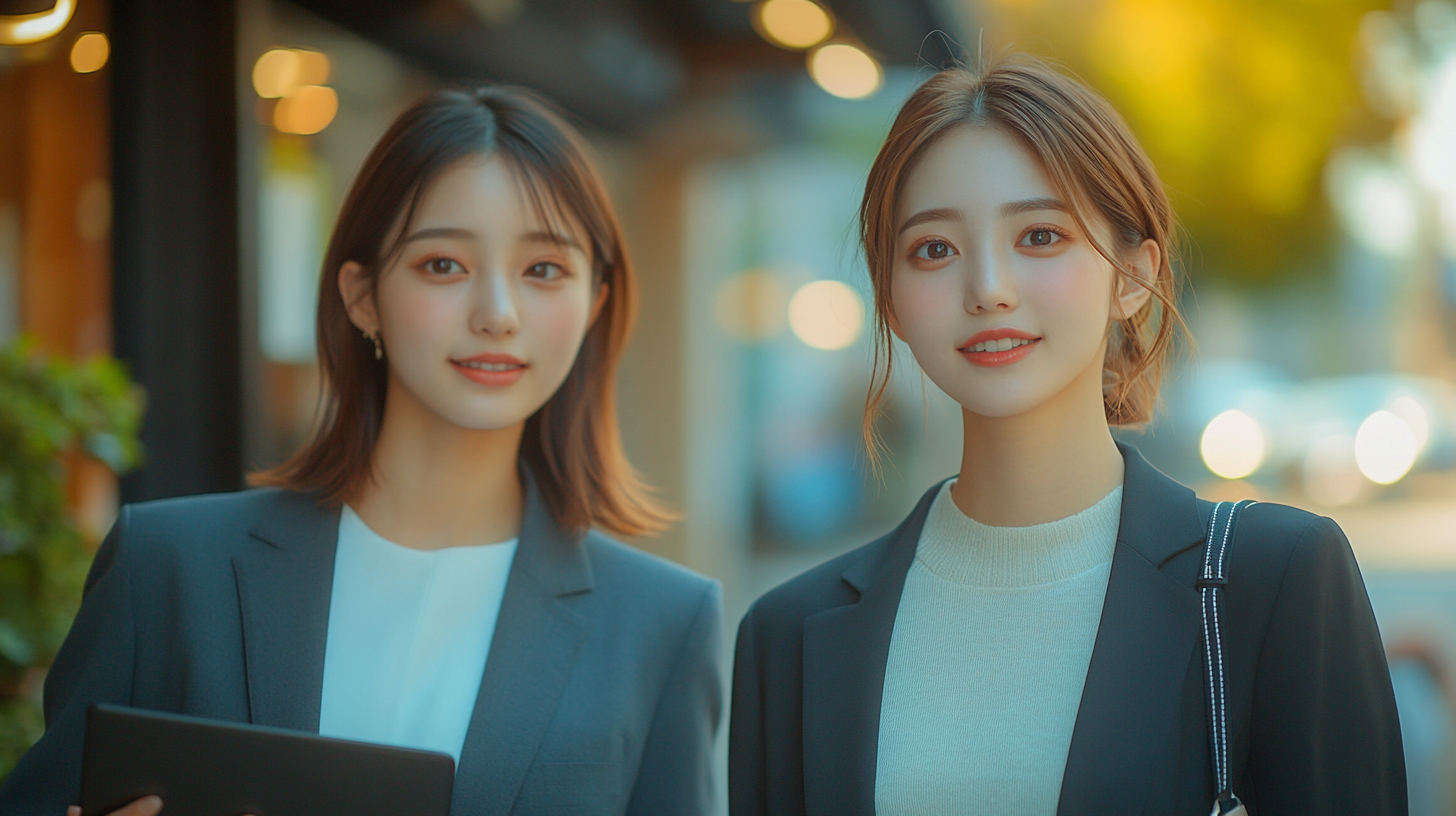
[80,704,455,816]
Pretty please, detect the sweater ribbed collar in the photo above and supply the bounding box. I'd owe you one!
[915,480,1123,588]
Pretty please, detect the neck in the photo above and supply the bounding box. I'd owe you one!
[349,377,525,551]
[951,360,1124,527]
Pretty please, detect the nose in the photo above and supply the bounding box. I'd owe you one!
[963,244,1018,315]
[471,266,520,336]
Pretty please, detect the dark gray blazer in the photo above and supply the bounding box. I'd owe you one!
[0,479,722,816]
[730,444,1405,816]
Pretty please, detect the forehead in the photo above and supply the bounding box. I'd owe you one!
[408,154,587,243]
[899,125,1057,215]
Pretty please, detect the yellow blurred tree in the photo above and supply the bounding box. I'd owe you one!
[970,0,1388,283]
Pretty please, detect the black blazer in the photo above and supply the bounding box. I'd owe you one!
[0,477,723,816]
[729,444,1405,816]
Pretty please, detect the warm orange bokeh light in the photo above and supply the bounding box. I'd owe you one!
[273,85,339,135]
[69,32,110,73]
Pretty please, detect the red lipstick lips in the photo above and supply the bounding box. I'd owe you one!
[958,327,1041,368]
[451,352,527,386]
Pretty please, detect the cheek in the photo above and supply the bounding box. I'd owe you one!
[526,289,594,361]
[890,267,959,344]
[379,277,461,343]
[1025,255,1113,333]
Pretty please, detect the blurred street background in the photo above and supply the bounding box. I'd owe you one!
[4,0,1456,809]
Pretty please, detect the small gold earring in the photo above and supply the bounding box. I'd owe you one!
[367,331,383,360]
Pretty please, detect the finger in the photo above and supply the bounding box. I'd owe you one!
[119,795,162,816]
[68,807,81,816]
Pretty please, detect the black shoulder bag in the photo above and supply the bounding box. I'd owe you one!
[1200,499,1257,816]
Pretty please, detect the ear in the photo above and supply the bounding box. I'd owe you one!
[338,261,380,336]
[1112,239,1158,321]
[588,281,609,328]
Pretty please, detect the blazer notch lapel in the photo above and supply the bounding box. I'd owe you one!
[451,570,588,816]
[801,481,940,816]
[1057,540,1201,815]
[450,473,593,816]
[1115,443,1204,565]
[233,491,340,732]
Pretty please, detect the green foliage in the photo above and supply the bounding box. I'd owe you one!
[0,337,143,779]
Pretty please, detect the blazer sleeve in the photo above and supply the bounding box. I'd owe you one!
[0,506,138,815]
[625,580,724,816]
[1243,515,1407,815]
[728,604,766,816]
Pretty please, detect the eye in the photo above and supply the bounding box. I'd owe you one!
[912,240,957,261]
[423,257,463,276]
[1019,228,1066,249]
[525,261,565,281]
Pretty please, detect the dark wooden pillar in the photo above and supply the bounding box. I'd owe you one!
[111,0,242,501]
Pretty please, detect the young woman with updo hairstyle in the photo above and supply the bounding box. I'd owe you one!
[730,55,1404,816]
[1,86,722,816]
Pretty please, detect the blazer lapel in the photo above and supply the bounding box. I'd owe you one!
[1057,444,1207,815]
[801,483,941,816]
[450,473,593,816]
[232,489,341,732]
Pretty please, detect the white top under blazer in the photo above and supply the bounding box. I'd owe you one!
[317,505,518,763]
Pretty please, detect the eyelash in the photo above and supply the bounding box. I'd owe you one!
[525,262,566,280]
[909,238,957,261]
[907,225,1074,262]
[418,257,571,280]
[1019,226,1071,248]
[421,256,463,276]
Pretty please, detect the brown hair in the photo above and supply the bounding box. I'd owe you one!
[859,54,1187,459]
[253,86,672,536]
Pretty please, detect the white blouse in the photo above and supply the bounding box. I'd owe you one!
[317,505,518,763]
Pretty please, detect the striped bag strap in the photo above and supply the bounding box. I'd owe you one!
[1200,499,1257,816]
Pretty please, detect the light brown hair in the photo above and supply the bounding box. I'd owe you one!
[253,86,671,536]
[859,54,1187,459]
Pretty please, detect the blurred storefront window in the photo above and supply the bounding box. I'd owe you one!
[238,0,431,468]
[0,0,111,357]
[0,0,118,538]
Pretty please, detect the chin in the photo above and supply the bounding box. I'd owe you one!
[429,400,538,433]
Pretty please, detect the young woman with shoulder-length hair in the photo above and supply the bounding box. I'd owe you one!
[2,86,722,816]
[730,55,1404,816]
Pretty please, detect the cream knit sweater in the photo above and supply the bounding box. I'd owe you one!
[875,480,1123,816]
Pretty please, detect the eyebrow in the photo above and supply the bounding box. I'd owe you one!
[896,198,1071,237]
[999,197,1068,217]
[897,207,962,236]
[401,226,583,251]
[402,226,477,244]
[521,230,583,251]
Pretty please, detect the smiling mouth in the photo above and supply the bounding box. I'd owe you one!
[957,334,1041,368]
[962,337,1036,354]
[453,360,525,372]
[450,355,528,385]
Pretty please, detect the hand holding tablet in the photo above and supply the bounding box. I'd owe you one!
[69,795,169,816]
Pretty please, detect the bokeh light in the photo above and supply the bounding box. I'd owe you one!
[0,0,74,46]
[273,85,339,136]
[253,48,331,100]
[1199,409,1266,479]
[715,270,790,342]
[1355,409,1418,484]
[754,0,833,50]
[1388,394,1431,453]
[69,32,110,74]
[788,280,863,350]
[807,44,882,100]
